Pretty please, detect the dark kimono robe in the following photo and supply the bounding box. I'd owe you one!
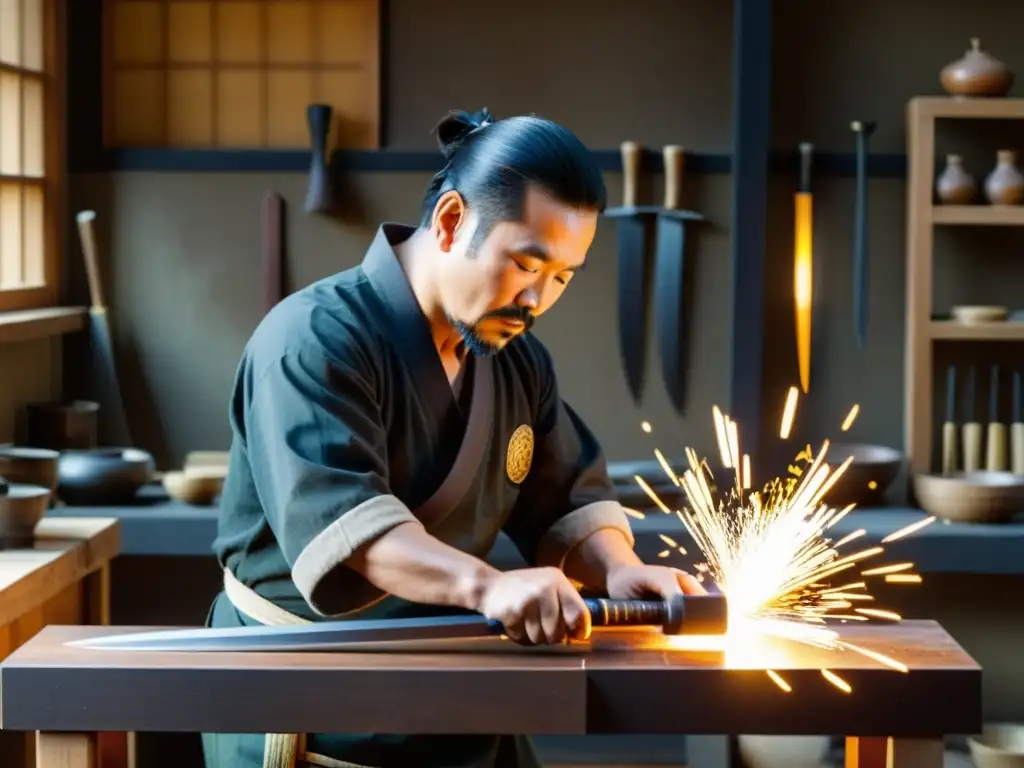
[203,224,633,768]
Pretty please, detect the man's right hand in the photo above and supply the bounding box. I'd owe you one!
[475,567,592,645]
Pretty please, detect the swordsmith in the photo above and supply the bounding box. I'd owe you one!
[67,594,729,652]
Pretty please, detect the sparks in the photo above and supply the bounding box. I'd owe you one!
[821,669,852,693]
[841,405,860,431]
[637,387,933,695]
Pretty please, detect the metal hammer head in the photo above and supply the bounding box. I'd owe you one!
[664,593,729,635]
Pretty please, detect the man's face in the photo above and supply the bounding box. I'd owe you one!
[433,185,598,356]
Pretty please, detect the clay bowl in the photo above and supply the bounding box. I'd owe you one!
[0,483,51,546]
[0,446,60,492]
[951,305,1009,324]
[57,447,156,506]
[823,443,904,507]
[913,471,1024,523]
[162,469,224,505]
[968,723,1024,768]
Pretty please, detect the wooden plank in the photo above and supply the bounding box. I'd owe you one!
[0,625,588,735]
[909,95,1024,120]
[0,306,86,346]
[584,621,980,736]
[0,517,120,625]
[0,622,979,740]
[930,321,1024,341]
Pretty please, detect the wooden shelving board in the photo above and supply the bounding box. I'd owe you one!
[903,97,1024,478]
[930,321,1024,341]
[932,205,1024,225]
[909,95,1024,120]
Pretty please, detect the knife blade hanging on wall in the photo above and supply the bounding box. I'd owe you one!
[606,142,658,404]
[794,143,814,394]
[653,146,704,414]
[851,120,876,348]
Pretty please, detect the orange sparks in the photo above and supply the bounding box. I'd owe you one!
[634,475,673,514]
[881,516,937,543]
[840,404,860,431]
[839,642,909,673]
[833,529,866,548]
[861,563,914,576]
[623,507,646,520]
[766,670,792,692]
[780,386,799,439]
[641,421,652,433]
[854,608,902,621]
[654,449,680,486]
[821,669,852,693]
[885,574,922,584]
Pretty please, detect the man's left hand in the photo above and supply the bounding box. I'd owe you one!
[605,564,706,601]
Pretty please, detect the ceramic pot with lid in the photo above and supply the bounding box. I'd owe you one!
[940,38,1014,97]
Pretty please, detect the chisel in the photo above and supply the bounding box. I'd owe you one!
[942,365,958,474]
[963,366,982,472]
[985,364,1007,471]
[1012,371,1024,475]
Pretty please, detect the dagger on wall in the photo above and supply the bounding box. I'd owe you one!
[794,143,815,394]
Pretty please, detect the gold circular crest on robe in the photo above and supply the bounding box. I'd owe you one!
[506,424,535,484]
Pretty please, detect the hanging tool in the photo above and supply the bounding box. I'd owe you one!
[851,121,876,348]
[985,365,1008,471]
[66,593,730,652]
[1012,371,1023,475]
[942,365,958,474]
[261,191,287,316]
[606,142,658,405]
[654,146,705,414]
[75,211,133,448]
[794,142,815,394]
[304,104,335,214]
[963,366,982,472]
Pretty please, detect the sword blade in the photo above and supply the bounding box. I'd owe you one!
[67,613,504,652]
[616,216,649,404]
[654,214,690,414]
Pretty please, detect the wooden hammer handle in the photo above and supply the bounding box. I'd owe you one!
[76,210,105,309]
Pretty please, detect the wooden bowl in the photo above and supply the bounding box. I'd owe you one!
[0,446,59,492]
[951,305,1009,324]
[968,723,1024,768]
[913,471,1024,523]
[824,443,904,507]
[0,483,51,546]
[162,469,224,505]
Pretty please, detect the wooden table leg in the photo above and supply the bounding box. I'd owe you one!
[85,565,136,768]
[889,739,943,768]
[35,733,96,768]
[846,737,944,768]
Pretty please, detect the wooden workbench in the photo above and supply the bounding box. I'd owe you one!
[0,619,979,767]
[0,516,121,767]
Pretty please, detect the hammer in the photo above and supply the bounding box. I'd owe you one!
[581,593,729,636]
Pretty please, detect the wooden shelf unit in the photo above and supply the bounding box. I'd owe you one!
[904,96,1024,476]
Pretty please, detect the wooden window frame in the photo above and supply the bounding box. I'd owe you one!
[0,0,65,313]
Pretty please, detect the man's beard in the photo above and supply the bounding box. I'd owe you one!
[450,307,535,358]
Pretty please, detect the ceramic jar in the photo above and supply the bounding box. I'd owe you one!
[984,150,1024,205]
[936,155,976,204]
[940,38,1014,97]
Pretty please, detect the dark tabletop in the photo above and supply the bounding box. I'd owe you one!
[0,621,981,738]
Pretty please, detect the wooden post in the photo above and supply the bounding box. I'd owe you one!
[35,733,96,768]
